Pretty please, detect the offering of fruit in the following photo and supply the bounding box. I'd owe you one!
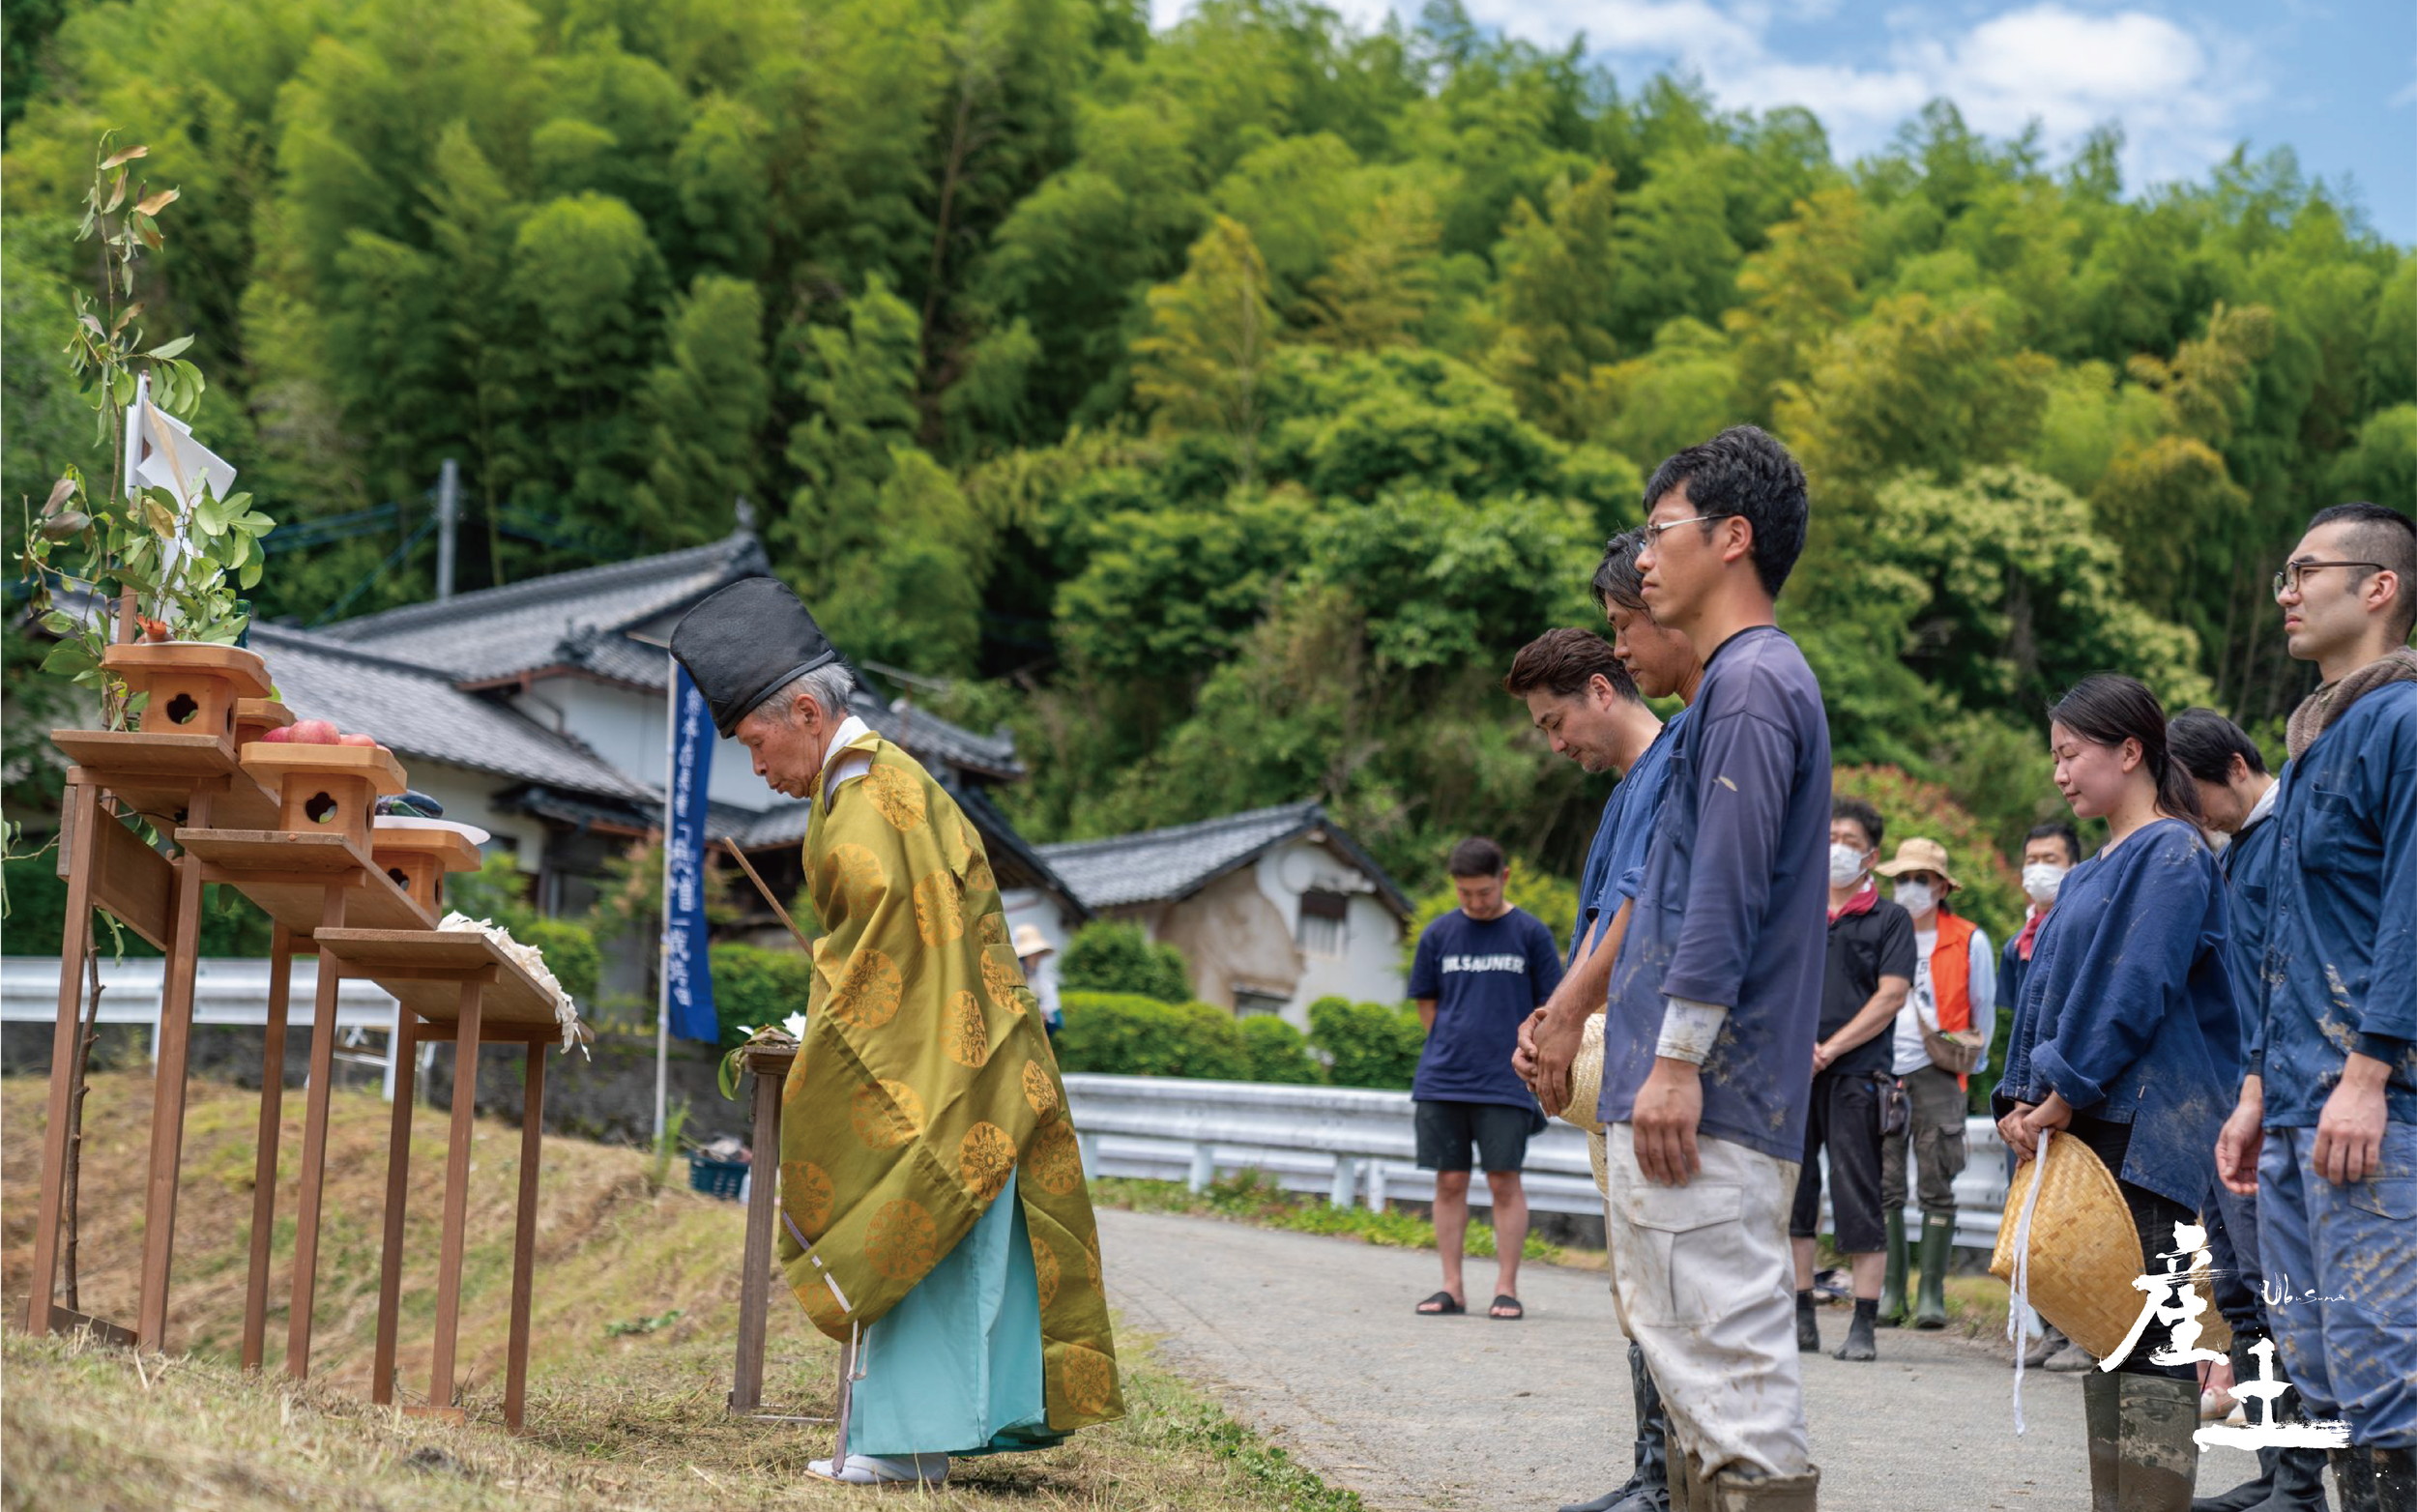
[337,732,377,747]
[258,725,294,743]
[287,718,339,744]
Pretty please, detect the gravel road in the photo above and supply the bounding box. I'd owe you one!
[1099,1207,2262,1512]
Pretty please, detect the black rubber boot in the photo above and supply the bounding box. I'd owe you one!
[2257,1445,2334,1510]
[1911,1212,1953,1329]
[2085,1372,2123,1512]
[2372,1446,2415,1510]
[2328,1447,2381,1512]
[1558,1342,1670,1512]
[2193,1337,2329,1512]
[1877,1210,1907,1326]
[1832,1297,1878,1361]
[2194,1447,2279,1512]
[2115,1375,2201,1512]
[1794,1291,1820,1353]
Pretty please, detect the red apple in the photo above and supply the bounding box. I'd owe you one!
[337,732,377,747]
[289,718,338,744]
[258,725,293,743]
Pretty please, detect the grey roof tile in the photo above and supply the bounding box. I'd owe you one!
[248,625,653,801]
[1036,802,1410,916]
[317,533,770,683]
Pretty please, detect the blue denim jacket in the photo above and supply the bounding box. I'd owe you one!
[1995,818,2242,1207]
[2250,682,2417,1129]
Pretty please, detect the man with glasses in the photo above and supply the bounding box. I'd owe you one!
[2217,503,2417,1509]
[1592,427,1830,1512]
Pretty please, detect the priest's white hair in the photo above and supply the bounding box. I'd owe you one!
[760,661,857,726]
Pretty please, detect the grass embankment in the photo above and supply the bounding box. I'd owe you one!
[1094,1171,2017,1343]
[1,1072,1359,1511]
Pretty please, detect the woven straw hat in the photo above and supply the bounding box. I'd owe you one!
[1560,1013,1608,1135]
[1588,1129,1609,1198]
[1991,1131,2143,1359]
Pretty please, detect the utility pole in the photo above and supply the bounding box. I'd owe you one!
[435,458,460,601]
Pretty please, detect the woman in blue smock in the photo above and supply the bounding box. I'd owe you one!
[1994,674,2243,1510]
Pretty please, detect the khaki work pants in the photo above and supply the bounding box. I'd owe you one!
[1878,1064,1967,1217]
[1604,1122,1814,1482]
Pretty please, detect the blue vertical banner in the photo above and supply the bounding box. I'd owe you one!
[664,664,719,1041]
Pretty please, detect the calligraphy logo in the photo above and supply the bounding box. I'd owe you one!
[2101,1223,2350,1451]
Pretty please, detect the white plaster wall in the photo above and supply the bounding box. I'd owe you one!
[387,761,552,875]
[1249,838,1406,1018]
[510,678,781,812]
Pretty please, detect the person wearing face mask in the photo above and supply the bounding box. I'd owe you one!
[1996,822,2093,1373]
[2216,503,2417,1510]
[1995,674,2240,1512]
[2169,709,2327,1512]
[1867,838,1994,1333]
[1789,798,1915,1364]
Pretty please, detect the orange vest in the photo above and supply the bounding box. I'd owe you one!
[1930,912,1977,1087]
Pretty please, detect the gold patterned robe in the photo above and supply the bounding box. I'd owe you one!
[778,725,1122,1431]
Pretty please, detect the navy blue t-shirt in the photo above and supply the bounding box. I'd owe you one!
[1409,907,1563,1109]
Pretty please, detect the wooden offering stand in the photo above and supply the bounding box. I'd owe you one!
[310,926,574,1432]
[24,643,278,1352]
[25,662,574,1435]
[728,1035,799,1417]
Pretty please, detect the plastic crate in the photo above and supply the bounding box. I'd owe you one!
[688,1156,748,1201]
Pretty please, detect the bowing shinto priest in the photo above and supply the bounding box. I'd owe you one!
[671,576,1122,1487]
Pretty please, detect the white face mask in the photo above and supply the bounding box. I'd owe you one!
[2022,862,2068,906]
[1828,843,1869,888]
[1894,880,1937,916]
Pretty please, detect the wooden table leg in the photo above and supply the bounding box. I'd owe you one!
[370,1008,421,1406]
[426,979,483,1414]
[504,1038,545,1434]
[136,782,216,1352]
[284,882,349,1379]
[731,1066,780,1412]
[240,925,297,1371]
[21,781,100,1338]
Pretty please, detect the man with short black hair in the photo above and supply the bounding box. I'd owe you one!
[1791,797,1914,1363]
[2218,502,2417,1506]
[1501,627,1660,967]
[1594,425,1830,1510]
[2170,709,2325,1512]
[1409,837,1564,1322]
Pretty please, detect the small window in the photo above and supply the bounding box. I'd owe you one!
[1233,989,1289,1018]
[1296,889,1349,957]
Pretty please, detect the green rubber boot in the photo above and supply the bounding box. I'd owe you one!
[1878,1209,1908,1326]
[1912,1212,1953,1329]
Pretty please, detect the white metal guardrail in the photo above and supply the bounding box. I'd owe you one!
[1064,1072,2011,1249]
[2,956,406,1098]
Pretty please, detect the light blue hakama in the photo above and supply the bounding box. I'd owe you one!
[848,1171,1063,1458]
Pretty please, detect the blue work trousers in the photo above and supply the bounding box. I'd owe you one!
[2257,1121,2417,1448]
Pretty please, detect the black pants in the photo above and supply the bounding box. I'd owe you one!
[1790,1069,1886,1254]
[2068,1114,2199,1382]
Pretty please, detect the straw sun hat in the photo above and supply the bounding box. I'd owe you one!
[1874,836,1960,889]
[1559,1013,1608,1136]
[1991,1131,2230,1361]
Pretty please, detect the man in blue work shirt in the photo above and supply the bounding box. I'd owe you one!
[2171,708,2325,1512]
[2217,502,2417,1511]
[1409,837,1564,1322]
[1516,531,1705,1512]
[1593,426,1831,1511]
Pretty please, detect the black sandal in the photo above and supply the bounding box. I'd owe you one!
[1415,1291,1466,1316]
[1490,1294,1525,1320]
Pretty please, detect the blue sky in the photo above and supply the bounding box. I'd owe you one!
[1152,0,2417,244]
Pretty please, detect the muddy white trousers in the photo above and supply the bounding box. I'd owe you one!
[1603,1122,1815,1481]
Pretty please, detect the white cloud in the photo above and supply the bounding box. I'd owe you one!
[1150,0,2273,194]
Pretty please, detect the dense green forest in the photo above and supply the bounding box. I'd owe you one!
[5,0,2412,893]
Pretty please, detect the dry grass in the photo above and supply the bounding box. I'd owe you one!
[2,1073,1359,1511]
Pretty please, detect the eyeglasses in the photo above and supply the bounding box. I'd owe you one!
[2272,560,2385,598]
[1644,511,1733,545]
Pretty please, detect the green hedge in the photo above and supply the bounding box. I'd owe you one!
[1059,920,1192,1003]
[710,942,815,1049]
[1307,996,1427,1090]
[1055,990,1250,1080]
[1238,1015,1323,1083]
